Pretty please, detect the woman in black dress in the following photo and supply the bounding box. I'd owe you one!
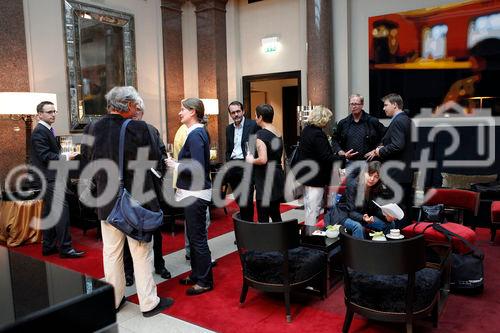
[246,104,284,222]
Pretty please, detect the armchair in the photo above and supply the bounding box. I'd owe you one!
[233,213,326,322]
[340,228,441,333]
[423,188,479,226]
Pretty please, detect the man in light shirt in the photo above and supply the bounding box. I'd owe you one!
[224,101,259,221]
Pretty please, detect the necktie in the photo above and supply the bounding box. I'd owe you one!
[50,127,55,137]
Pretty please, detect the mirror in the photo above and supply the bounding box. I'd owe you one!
[63,0,136,131]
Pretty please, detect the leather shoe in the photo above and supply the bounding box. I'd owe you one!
[59,249,85,258]
[42,248,58,256]
[179,277,196,285]
[186,284,213,296]
[142,297,174,317]
[155,267,172,279]
[125,275,134,287]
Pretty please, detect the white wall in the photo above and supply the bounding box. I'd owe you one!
[24,0,166,137]
[333,0,459,121]
[236,0,307,106]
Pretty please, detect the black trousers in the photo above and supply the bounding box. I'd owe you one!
[124,228,164,277]
[42,181,72,253]
[225,163,254,221]
[183,197,213,288]
[256,200,282,223]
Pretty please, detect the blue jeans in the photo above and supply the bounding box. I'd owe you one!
[367,216,395,234]
[342,217,395,239]
[342,218,365,239]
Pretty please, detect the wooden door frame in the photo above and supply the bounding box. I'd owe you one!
[242,70,301,118]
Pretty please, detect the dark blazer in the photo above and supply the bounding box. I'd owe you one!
[296,124,339,187]
[81,114,160,220]
[225,118,259,161]
[176,127,211,191]
[329,173,386,226]
[30,123,60,184]
[379,111,414,184]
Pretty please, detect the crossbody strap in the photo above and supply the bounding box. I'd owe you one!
[119,119,132,184]
[432,223,484,259]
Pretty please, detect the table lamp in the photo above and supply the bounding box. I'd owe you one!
[0,92,57,163]
[201,98,219,160]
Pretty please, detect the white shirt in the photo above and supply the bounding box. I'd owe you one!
[39,120,52,131]
[175,123,212,202]
[390,110,404,124]
[230,117,245,159]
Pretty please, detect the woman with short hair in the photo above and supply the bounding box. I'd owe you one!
[296,106,339,226]
[246,104,285,222]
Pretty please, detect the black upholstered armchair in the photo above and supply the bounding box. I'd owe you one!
[233,213,326,322]
[340,228,441,333]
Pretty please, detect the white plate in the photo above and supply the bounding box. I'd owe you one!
[386,234,405,240]
[372,236,386,241]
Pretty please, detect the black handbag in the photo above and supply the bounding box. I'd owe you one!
[106,119,163,242]
[432,223,484,293]
[418,204,445,223]
[284,143,303,200]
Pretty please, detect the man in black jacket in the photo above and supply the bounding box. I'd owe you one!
[332,94,385,163]
[224,101,259,221]
[82,86,173,317]
[365,93,414,228]
[30,101,84,259]
[122,98,172,287]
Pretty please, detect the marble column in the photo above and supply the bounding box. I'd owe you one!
[191,0,229,161]
[306,0,332,110]
[161,0,185,142]
[0,0,30,187]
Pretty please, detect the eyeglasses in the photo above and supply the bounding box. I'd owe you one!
[350,103,363,106]
[43,110,58,115]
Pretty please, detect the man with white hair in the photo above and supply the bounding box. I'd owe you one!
[82,86,173,317]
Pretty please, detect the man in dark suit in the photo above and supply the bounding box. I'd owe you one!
[30,101,85,259]
[122,98,172,287]
[225,101,259,221]
[365,93,414,228]
[81,86,173,317]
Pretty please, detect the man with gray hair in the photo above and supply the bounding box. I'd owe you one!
[122,96,172,286]
[82,86,173,317]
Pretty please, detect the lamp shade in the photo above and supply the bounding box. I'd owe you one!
[201,98,219,115]
[0,92,57,115]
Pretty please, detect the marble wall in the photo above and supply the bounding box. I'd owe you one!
[0,0,30,187]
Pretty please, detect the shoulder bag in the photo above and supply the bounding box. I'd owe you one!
[432,223,484,293]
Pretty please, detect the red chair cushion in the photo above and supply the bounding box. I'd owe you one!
[402,222,476,254]
[425,188,479,214]
[492,201,500,223]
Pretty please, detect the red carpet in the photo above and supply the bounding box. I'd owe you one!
[130,227,500,333]
[5,203,297,279]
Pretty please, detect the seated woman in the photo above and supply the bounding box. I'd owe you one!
[328,161,396,239]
